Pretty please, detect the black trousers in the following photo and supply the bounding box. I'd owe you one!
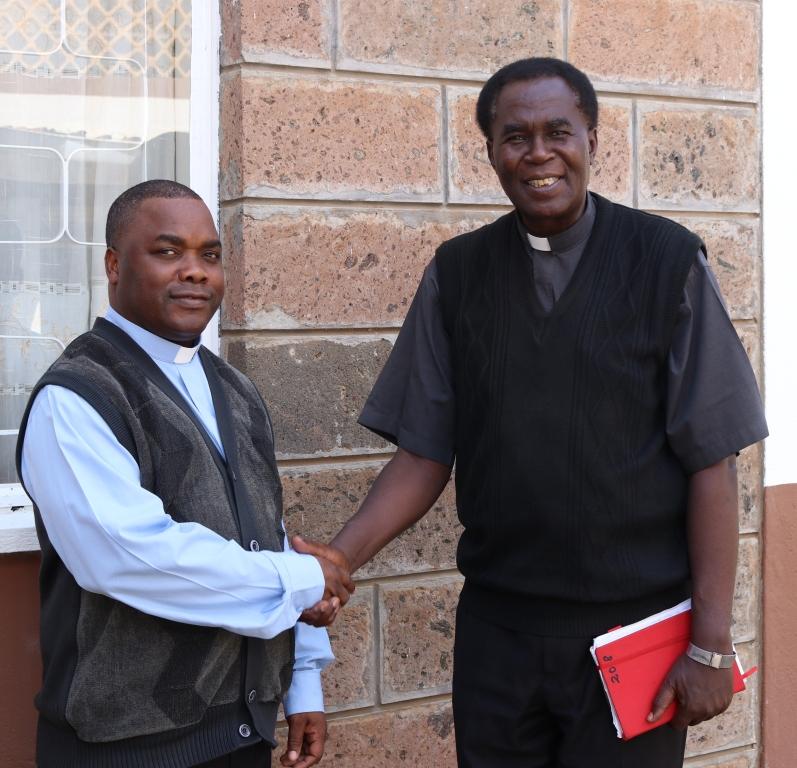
[194,741,272,768]
[452,602,687,768]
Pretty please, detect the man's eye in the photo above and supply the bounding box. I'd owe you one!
[159,249,177,256]
[205,252,221,261]
[507,135,527,143]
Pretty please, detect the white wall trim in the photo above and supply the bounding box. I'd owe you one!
[193,0,222,355]
[762,1,797,487]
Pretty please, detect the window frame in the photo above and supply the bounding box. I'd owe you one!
[0,1,221,553]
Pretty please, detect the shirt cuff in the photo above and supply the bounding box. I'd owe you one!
[263,550,325,614]
[283,669,325,716]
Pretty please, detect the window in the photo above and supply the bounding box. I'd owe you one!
[0,0,219,549]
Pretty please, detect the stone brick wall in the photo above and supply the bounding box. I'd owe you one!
[219,2,763,766]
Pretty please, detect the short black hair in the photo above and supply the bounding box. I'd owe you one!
[476,57,599,138]
[105,179,202,248]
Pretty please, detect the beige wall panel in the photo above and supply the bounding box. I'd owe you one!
[220,75,443,202]
[221,206,496,329]
[221,0,332,67]
[570,0,759,97]
[638,104,759,211]
[379,577,462,702]
[281,465,460,579]
[322,587,377,712]
[338,0,563,78]
[279,701,457,767]
[224,337,392,458]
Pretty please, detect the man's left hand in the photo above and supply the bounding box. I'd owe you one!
[280,711,327,768]
[648,654,734,729]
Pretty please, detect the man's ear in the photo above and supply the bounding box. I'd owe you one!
[588,128,598,165]
[105,247,119,285]
[486,139,496,169]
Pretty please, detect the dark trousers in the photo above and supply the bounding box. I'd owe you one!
[452,603,687,768]
[194,741,272,768]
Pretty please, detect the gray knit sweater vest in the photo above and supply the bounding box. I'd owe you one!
[17,319,293,767]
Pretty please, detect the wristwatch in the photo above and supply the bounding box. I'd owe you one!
[686,642,736,669]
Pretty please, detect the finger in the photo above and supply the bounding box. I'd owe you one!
[647,681,676,723]
[281,716,307,766]
[293,721,325,768]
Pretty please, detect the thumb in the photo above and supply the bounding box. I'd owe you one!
[282,714,307,765]
[648,678,676,723]
[292,535,325,557]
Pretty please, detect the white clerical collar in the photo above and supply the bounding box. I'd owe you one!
[527,233,552,251]
[105,307,201,365]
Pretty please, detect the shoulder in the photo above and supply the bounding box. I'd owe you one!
[435,211,516,261]
[595,194,703,253]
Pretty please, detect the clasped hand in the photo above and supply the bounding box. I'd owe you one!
[292,535,354,627]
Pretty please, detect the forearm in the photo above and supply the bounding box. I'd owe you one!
[687,455,739,653]
[331,447,452,572]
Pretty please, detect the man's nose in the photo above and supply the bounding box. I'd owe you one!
[525,135,553,163]
[177,253,208,281]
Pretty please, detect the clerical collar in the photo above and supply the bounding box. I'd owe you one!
[523,193,596,254]
[105,307,201,365]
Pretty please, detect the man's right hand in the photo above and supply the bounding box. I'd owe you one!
[293,535,354,626]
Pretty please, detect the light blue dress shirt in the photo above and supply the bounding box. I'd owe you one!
[20,307,333,716]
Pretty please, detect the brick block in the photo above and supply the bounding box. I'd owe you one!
[447,87,506,204]
[734,323,763,389]
[589,99,633,205]
[685,749,757,768]
[221,0,331,67]
[380,577,462,702]
[308,701,457,767]
[221,206,495,329]
[338,0,563,79]
[281,464,460,578]
[638,104,759,211]
[673,217,761,321]
[570,0,759,96]
[224,337,392,458]
[732,536,759,644]
[322,587,376,711]
[686,641,758,756]
[736,442,762,534]
[220,75,442,202]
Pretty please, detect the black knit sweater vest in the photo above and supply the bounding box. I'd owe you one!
[437,194,702,636]
[17,319,293,767]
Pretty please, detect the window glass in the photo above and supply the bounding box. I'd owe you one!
[0,0,191,483]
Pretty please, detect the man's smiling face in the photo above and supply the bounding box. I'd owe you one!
[487,76,597,237]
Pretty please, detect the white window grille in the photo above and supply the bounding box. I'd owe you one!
[0,0,219,551]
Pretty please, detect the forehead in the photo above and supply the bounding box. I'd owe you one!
[493,77,586,126]
[123,197,217,240]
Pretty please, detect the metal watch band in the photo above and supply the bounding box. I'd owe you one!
[686,642,736,669]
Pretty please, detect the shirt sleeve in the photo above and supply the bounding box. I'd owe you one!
[282,530,334,716]
[666,250,769,473]
[358,260,456,466]
[20,385,326,640]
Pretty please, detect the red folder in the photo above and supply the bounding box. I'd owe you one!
[590,599,756,740]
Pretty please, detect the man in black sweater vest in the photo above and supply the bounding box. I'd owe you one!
[295,59,768,766]
[18,181,354,768]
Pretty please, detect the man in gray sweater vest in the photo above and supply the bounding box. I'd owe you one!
[18,180,353,768]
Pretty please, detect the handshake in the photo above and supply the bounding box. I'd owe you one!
[292,535,355,627]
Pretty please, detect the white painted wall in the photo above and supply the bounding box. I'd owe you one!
[763,2,797,487]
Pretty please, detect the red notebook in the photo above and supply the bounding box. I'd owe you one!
[590,599,756,740]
